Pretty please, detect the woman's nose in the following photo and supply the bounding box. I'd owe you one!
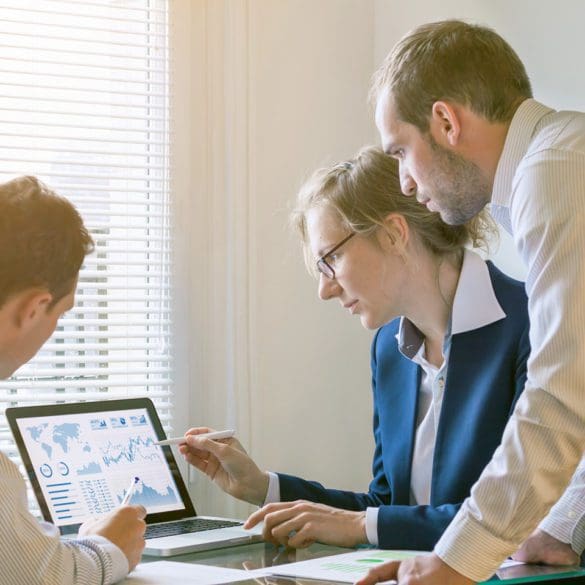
[318,273,341,300]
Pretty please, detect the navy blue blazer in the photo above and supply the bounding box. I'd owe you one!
[277,261,530,551]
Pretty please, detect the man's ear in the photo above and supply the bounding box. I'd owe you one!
[14,290,53,329]
[430,101,461,147]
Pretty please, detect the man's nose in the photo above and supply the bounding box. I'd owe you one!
[400,169,417,196]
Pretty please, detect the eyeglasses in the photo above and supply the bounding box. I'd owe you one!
[316,232,356,279]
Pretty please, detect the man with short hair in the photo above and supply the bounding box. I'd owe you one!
[0,176,147,584]
[357,19,585,585]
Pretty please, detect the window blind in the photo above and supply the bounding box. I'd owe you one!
[0,0,172,496]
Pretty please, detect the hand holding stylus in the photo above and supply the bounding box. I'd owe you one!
[178,427,270,506]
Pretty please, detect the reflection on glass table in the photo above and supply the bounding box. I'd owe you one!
[142,541,349,571]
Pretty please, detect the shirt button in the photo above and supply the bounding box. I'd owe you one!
[438,377,445,389]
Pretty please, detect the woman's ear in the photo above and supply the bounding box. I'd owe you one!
[379,213,409,253]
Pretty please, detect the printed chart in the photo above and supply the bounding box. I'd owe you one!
[271,549,423,583]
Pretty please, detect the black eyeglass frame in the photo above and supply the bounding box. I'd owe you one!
[316,232,356,279]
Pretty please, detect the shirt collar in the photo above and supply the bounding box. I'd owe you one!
[491,98,555,209]
[451,248,506,334]
[396,250,506,358]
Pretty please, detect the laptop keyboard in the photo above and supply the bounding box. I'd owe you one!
[145,518,243,539]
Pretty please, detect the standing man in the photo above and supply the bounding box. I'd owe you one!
[0,176,147,584]
[358,19,585,585]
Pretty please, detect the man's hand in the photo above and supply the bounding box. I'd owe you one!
[79,505,147,571]
[513,528,579,566]
[244,500,367,549]
[178,428,269,505]
[355,553,475,585]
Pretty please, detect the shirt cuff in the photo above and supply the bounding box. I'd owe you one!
[86,535,129,583]
[365,507,379,546]
[434,508,517,582]
[264,472,281,505]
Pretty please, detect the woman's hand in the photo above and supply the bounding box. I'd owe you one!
[178,428,269,505]
[244,500,368,549]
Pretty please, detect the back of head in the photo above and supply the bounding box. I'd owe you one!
[292,145,492,273]
[371,19,532,132]
[0,176,94,308]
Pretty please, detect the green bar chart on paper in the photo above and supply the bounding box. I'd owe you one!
[271,549,422,583]
[321,550,418,574]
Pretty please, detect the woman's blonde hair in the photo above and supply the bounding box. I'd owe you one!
[291,145,494,274]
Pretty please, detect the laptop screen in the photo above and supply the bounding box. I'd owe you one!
[7,398,196,534]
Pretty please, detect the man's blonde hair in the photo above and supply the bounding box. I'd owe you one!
[291,145,494,275]
[371,20,532,132]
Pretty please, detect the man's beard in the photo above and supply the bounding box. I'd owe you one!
[423,136,491,225]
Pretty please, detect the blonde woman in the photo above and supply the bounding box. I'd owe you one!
[180,146,529,552]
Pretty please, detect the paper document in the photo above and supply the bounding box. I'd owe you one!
[121,561,263,585]
[269,549,423,583]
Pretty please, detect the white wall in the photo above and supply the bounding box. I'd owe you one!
[247,1,377,489]
[374,0,585,281]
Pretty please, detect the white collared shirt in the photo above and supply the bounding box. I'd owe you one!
[436,99,585,581]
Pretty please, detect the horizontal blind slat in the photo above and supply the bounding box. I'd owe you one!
[0,108,167,125]
[0,145,168,165]
[0,4,166,25]
[10,365,171,377]
[28,0,166,17]
[0,67,167,85]
[0,42,168,63]
[29,0,167,15]
[0,17,168,39]
[0,118,167,133]
[0,132,169,146]
[0,94,167,110]
[0,390,173,401]
[31,354,171,362]
[40,342,167,352]
[0,378,173,389]
[0,56,168,75]
[0,81,167,98]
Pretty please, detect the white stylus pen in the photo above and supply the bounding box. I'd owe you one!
[120,476,141,506]
[154,429,235,446]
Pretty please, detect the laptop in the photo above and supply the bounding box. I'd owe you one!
[6,397,263,556]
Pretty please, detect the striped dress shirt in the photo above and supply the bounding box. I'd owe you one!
[0,451,128,584]
[435,99,585,581]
